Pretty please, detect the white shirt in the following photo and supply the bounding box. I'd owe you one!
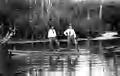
[48,29,57,38]
[64,29,76,38]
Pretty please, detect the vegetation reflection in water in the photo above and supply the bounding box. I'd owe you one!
[14,50,114,76]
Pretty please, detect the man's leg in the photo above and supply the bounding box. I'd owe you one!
[67,37,71,49]
[54,38,60,49]
[73,38,78,50]
[49,38,53,50]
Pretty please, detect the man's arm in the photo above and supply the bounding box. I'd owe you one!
[54,30,57,37]
[73,30,76,38]
[64,29,68,36]
[48,30,50,38]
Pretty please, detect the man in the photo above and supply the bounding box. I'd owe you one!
[48,26,59,50]
[64,24,78,49]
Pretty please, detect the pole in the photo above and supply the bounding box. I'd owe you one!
[99,4,102,19]
[99,0,104,19]
[87,9,90,20]
[113,53,118,76]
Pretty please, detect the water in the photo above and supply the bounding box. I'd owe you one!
[10,39,120,76]
[11,50,117,76]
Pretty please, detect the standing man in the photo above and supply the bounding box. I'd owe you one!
[48,26,59,50]
[64,24,78,49]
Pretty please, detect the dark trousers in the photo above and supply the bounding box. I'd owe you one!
[49,37,59,50]
[0,74,2,76]
[67,37,77,49]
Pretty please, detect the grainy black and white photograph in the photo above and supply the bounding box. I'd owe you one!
[0,0,120,76]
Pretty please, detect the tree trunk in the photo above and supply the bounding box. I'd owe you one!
[0,44,8,76]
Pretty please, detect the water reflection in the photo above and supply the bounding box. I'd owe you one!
[12,49,116,76]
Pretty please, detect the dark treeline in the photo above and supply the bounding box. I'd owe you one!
[0,0,120,39]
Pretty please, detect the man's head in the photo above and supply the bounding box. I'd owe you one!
[51,26,54,29]
[69,25,72,29]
